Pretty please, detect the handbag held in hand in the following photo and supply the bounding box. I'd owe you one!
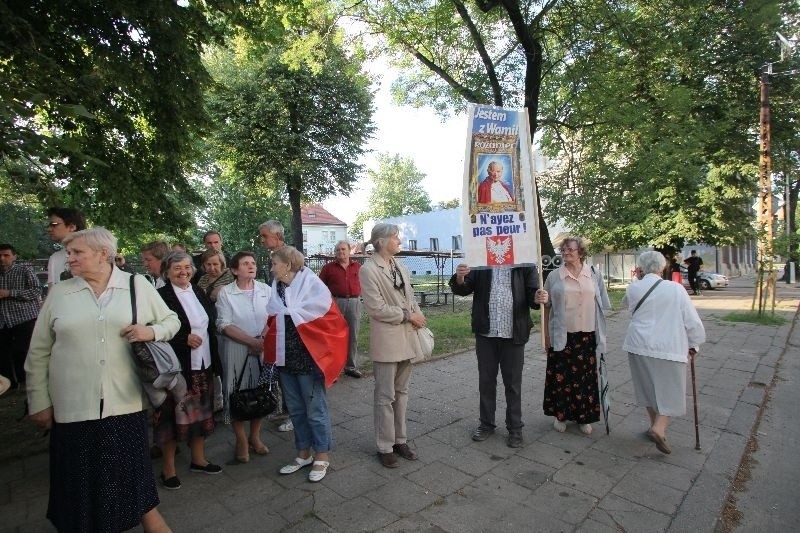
[229,361,280,421]
[129,275,185,407]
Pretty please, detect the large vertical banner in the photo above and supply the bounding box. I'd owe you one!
[461,104,540,268]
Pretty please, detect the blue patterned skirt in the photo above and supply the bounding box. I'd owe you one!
[47,410,159,532]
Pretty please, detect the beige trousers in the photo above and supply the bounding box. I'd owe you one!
[373,359,412,453]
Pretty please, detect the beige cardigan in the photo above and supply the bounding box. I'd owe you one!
[25,269,180,423]
[359,255,423,363]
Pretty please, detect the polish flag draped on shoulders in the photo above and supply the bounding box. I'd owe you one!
[264,267,348,387]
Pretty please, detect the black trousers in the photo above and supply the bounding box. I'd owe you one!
[688,270,700,292]
[0,318,36,387]
[475,335,525,431]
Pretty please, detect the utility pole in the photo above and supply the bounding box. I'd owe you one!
[755,65,773,315]
[754,33,798,315]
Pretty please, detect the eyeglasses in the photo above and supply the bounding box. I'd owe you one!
[48,222,64,227]
[559,246,578,253]
[391,262,405,291]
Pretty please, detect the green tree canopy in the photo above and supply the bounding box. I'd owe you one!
[350,153,432,239]
[536,0,788,251]
[351,0,559,254]
[204,18,375,251]
[0,1,260,239]
[352,0,796,254]
[437,198,461,210]
[196,161,292,254]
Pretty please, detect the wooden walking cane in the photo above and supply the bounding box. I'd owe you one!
[690,349,701,450]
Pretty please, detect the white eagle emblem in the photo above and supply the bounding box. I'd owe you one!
[486,236,512,264]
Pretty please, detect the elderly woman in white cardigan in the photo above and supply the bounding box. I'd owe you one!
[622,250,706,454]
[26,227,179,532]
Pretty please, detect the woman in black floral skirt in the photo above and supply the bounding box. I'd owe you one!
[540,236,611,435]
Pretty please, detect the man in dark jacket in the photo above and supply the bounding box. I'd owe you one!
[450,264,548,448]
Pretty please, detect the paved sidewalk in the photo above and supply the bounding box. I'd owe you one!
[1,275,797,532]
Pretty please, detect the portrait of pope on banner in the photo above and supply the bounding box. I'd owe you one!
[476,156,514,205]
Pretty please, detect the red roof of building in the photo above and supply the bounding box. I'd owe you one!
[301,203,347,226]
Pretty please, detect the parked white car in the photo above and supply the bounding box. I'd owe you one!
[681,267,729,290]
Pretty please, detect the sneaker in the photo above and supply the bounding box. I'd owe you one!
[160,474,181,490]
[189,462,223,475]
[278,420,294,432]
[0,375,10,397]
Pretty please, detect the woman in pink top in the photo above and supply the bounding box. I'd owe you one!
[541,236,611,435]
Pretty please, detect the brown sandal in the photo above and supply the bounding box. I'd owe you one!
[649,430,671,454]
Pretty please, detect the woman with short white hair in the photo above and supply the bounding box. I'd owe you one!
[623,250,706,454]
[26,227,179,531]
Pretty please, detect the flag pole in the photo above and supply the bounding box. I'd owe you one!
[522,109,546,351]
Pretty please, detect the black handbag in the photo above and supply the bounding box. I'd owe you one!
[229,360,279,421]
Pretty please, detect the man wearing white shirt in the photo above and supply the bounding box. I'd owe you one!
[45,207,86,288]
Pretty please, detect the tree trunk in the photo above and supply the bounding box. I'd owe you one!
[287,182,304,254]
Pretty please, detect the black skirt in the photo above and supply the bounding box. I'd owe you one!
[47,411,159,532]
[543,331,601,424]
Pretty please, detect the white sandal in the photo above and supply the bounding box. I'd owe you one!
[579,424,593,435]
[279,456,314,475]
[308,460,329,483]
[553,418,567,433]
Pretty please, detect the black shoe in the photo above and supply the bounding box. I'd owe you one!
[506,430,523,448]
[472,425,495,442]
[392,443,418,460]
[160,474,181,490]
[190,462,223,474]
[344,368,363,378]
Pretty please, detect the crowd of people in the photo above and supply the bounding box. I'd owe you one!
[0,207,708,532]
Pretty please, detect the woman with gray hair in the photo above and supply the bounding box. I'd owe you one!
[359,223,426,468]
[155,251,224,489]
[26,227,179,531]
[622,250,705,454]
[541,236,611,435]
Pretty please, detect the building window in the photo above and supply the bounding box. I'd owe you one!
[408,239,417,250]
[452,235,462,251]
[430,238,439,251]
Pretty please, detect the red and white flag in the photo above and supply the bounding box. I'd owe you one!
[264,267,347,387]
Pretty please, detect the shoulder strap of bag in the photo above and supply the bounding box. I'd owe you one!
[632,279,663,315]
[129,274,138,325]
[234,358,262,392]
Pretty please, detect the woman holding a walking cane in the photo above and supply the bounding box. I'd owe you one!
[622,251,706,454]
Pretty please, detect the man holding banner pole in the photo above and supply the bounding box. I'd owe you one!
[456,103,548,446]
[450,265,548,447]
